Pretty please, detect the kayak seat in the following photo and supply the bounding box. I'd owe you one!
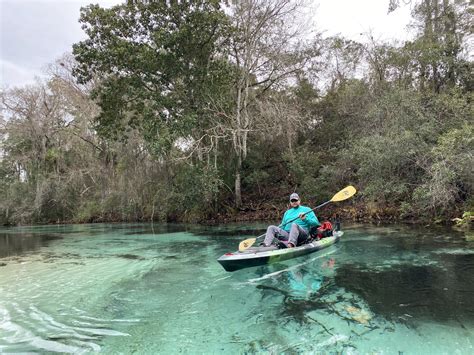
[309,226,319,240]
[309,225,333,242]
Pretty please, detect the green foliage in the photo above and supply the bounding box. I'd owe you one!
[73,1,231,153]
[243,170,270,196]
[168,164,223,221]
[413,123,474,215]
[452,211,473,228]
[283,147,325,201]
[313,79,370,150]
[76,201,101,223]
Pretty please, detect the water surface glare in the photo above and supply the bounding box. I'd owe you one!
[0,223,473,353]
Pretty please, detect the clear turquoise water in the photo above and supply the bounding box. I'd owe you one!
[0,223,473,354]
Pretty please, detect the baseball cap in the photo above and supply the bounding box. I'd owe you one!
[289,193,299,201]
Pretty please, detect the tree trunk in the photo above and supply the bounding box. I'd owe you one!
[432,0,440,92]
[235,155,242,208]
[443,0,457,87]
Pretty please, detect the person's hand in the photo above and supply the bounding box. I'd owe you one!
[299,213,306,220]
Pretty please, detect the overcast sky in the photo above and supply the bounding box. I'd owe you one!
[0,0,413,88]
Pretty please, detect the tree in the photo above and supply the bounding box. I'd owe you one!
[221,0,318,207]
[320,36,364,91]
[73,1,230,154]
[392,0,472,92]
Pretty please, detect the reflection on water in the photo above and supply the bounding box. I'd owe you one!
[336,260,474,325]
[0,223,473,353]
[0,233,63,258]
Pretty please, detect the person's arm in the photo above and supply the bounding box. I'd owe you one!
[304,210,320,227]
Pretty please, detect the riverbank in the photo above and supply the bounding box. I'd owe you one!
[204,202,468,227]
[1,200,470,228]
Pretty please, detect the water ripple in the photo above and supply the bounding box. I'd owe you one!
[0,299,137,353]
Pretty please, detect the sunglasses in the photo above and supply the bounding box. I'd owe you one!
[290,199,299,202]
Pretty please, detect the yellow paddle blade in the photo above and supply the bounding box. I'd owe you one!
[239,238,256,251]
[330,185,357,202]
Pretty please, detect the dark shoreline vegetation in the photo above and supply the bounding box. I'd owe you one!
[0,1,472,227]
[0,203,468,228]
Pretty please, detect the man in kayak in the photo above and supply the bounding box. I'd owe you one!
[261,193,320,248]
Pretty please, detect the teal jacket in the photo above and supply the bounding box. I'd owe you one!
[281,206,320,232]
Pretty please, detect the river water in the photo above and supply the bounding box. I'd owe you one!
[0,222,473,354]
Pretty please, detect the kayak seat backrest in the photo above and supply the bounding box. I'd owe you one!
[309,225,334,240]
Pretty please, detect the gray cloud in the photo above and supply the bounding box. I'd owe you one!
[0,0,411,88]
[0,0,121,87]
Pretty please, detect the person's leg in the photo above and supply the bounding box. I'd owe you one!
[288,223,309,247]
[263,226,289,246]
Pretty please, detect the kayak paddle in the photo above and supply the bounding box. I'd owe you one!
[238,185,357,251]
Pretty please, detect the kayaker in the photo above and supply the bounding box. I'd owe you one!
[261,193,320,248]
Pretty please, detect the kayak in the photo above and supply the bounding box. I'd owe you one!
[217,231,342,272]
